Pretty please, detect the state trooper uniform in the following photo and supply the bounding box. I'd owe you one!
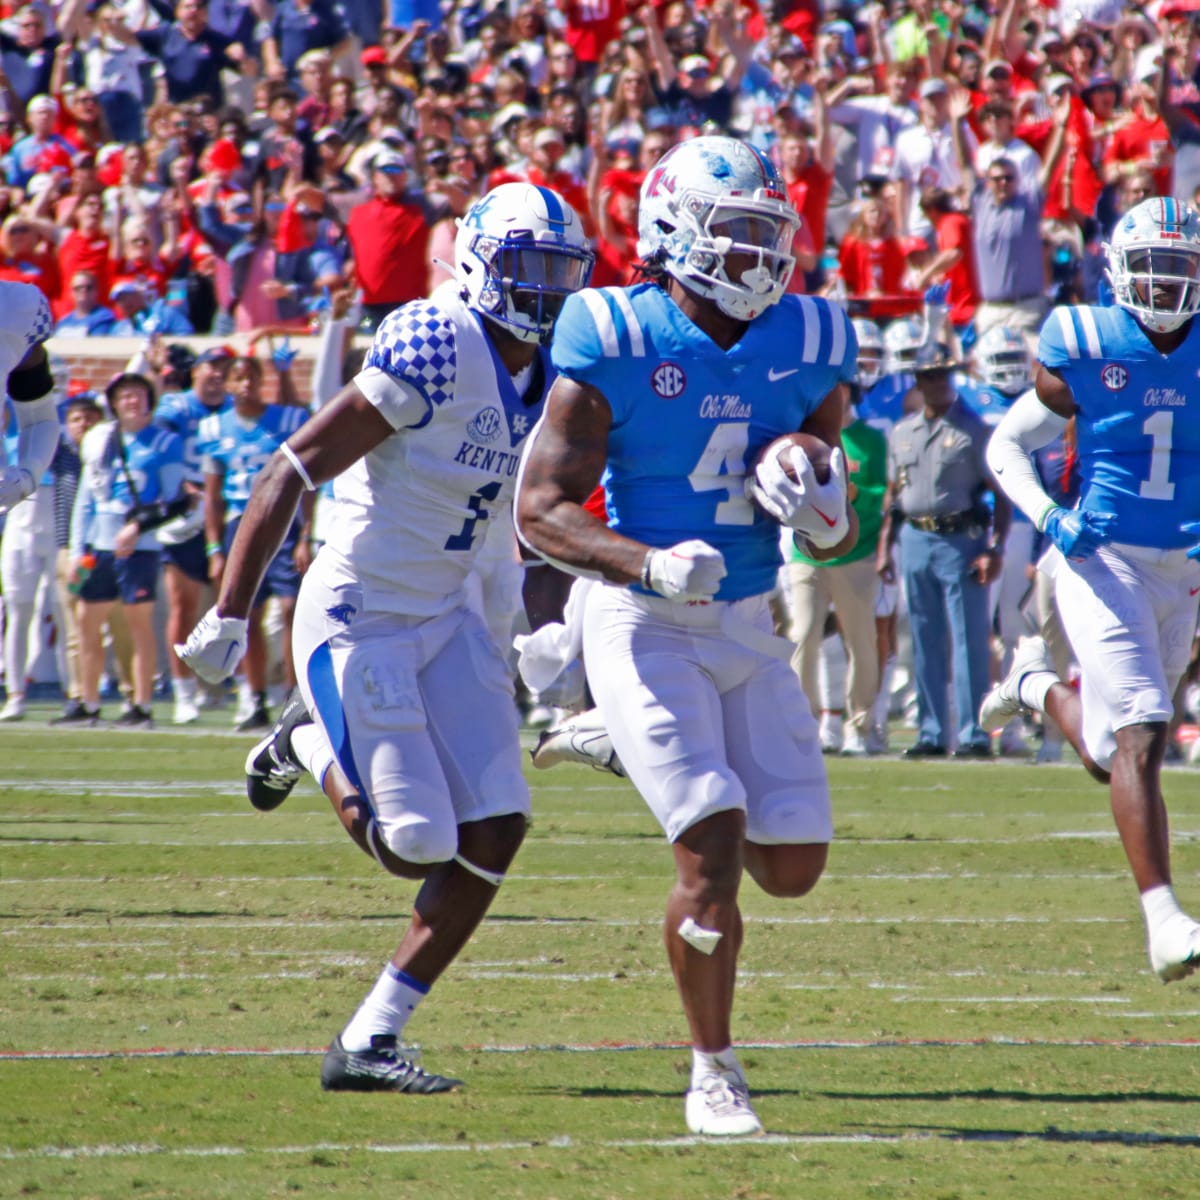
[884,388,1006,755]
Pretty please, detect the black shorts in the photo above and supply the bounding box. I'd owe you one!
[160,530,209,585]
[78,549,161,606]
[225,516,301,609]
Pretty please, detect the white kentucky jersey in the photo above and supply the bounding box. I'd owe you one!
[551,283,857,600]
[0,281,51,395]
[319,280,554,616]
[1039,304,1200,549]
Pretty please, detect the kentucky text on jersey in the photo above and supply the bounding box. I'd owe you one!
[552,284,858,600]
[1040,304,1200,549]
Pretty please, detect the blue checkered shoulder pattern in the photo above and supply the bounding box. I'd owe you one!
[10,284,52,357]
[364,299,458,411]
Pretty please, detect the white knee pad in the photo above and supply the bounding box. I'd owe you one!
[372,810,458,868]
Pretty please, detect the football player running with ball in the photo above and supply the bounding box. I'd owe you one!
[178,183,593,1092]
[981,197,1200,982]
[517,136,858,1136]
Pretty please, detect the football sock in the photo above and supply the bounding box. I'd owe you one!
[1141,884,1185,937]
[691,1047,741,1089]
[173,676,196,703]
[290,723,334,786]
[340,964,430,1051]
[1017,669,1056,713]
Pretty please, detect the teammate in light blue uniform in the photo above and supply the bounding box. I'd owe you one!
[70,372,185,725]
[518,136,858,1138]
[198,355,311,731]
[154,346,235,724]
[982,196,1200,983]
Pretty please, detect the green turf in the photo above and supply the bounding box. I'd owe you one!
[2,713,1199,1198]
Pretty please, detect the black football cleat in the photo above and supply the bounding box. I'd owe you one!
[244,689,312,811]
[320,1034,463,1093]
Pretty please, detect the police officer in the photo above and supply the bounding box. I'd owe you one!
[876,341,1010,757]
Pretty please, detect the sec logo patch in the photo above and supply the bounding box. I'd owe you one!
[1101,364,1128,391]
[651,362,687,399]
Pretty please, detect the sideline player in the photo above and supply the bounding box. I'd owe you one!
[981,196,1200,982]
[177,183,593,1091]
[516,136,858,1136]
[0,281,57,515]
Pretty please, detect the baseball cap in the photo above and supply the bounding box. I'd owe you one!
[918,77,948,99]
[361,45,387,66]
[1044,72,1074,94]
[533,125,564,149]
[27,94,57,114]
[372,148,408,172]
[314,125,343,144]
[680,54,711,75]
[1082,71,1119,94]
[110,280,143,300]
[983,59,1012,78]
[195,346,236,366]
[491,102,529,132]
[377,125,407,146]
[777,34,806,59]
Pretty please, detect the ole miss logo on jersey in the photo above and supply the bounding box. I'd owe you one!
[651,362,687,399]
[1101,363,1128,391]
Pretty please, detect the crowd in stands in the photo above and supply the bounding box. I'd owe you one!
[5,0,1200,740]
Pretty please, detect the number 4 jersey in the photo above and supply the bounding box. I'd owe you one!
[319,280,555,616]
[1039,304,1200,549]
[550,283,857,600]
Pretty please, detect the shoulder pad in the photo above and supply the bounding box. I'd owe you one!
[364,299,458,411]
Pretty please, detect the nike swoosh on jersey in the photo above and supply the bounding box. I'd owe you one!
[767,367,800,381]
[1190,585,1200,597]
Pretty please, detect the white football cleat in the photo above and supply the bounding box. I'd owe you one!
[1148,913,1200,982]
[0,696,25,722]
[173,697,200,726]
[818,712,843,754]
[841,725,867,757]
[685,1070,764,1137]
[531,708,625,777]
[980,636,1055,732]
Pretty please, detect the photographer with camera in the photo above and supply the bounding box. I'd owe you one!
[70,372,185,727]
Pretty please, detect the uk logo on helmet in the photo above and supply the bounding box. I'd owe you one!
[1100,363,1128,391]
[652,362,687,398]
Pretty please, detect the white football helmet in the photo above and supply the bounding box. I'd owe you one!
[636,135,800,321]
[883,315,923,375]
[852,317,883,387]
[973,326,1031,395]
[455,182,594,344]
[1105,196,1200,333]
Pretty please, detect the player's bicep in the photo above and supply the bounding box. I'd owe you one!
[280,384,395,486]
[1034,365,1076,419]
[519,376,612,514]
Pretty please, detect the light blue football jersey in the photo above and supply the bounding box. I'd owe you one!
[857,371,912,437]
[155,389,233,483]
[552,284,858,600]
[1039,304,1200,549]
[197,404,308,520]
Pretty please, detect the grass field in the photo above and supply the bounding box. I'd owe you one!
[2,709,1200,1199]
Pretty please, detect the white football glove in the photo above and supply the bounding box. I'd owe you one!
[643,539,727,602]
[751,445,850,549]
[0,465,34,514]
[174,605,249,683]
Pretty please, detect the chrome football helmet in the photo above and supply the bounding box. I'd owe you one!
[1105,196,1200,333]
[636,135,800,321]
[883,315,924,375]
[455,182,594,344]
[972,325,1031,395]
[852,317,884,387]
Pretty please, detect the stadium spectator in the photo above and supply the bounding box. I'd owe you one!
[345,147,434,330]
[0,212,60,299]
[836,187,917,319]
[827,60,917,184]
[778,89,835,288]
[4,94,72,190]
[0,5,72,111]
[102,142,165,246]
[1103,48,1173,199]
[55,269,117,335]
[126,0,250,107]
[52,193,111,317]
[263,0,351,85]
[913,187,979,340]
[50,389,105,724]
[295,48,335,131]
[108,277,195,335]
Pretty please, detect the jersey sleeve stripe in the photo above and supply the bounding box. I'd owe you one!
[828,305,848,366]
[610,287,646,358]
[580,289,620,357]
[1076,307,1101,357]
[1055,307,1080,359]
[796,295,821,362]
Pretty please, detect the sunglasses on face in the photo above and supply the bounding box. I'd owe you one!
[988,173,1014,183]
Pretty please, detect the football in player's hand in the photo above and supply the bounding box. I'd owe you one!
[753,432,831,485]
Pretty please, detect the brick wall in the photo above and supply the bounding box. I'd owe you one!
[46,334,369,405]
